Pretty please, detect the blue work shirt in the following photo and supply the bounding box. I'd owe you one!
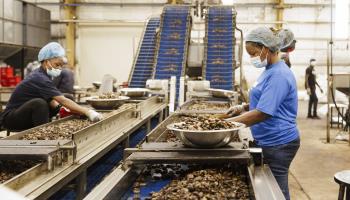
[249,61,299,147]
[5,67,62,111]
[53,68,75,94]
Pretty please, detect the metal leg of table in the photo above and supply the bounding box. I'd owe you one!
[158,110,164,124]
[346,186,350,200]
[164,107,169,119]
[146,119,151,133]
[0,93,3,112]
[123,136,130,149]
[122,136,130,161]
[338,109,340,129]
[331,107,334,128]
[75,170,87,200]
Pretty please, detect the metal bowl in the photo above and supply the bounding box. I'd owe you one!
[92,81,102,89]
[208,88,236,98]
[166,122,245,148]
[120,88,150,97]
[86,96,130,110]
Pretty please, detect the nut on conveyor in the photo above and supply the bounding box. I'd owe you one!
[20,118,94,140]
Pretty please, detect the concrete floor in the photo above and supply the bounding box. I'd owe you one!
[289,101,350,200]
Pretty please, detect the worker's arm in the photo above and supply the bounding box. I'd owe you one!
[226,109,270,127]
[226,103,249,117]
[305,73,310,89]
[315,81,323,93]
[52,95,89,115]
[52,96,103,122]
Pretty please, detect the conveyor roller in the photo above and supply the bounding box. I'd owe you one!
[129,18,160,88]
[204,6,236,90]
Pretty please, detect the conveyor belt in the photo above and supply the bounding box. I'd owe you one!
[51,118,160,200]
[129,18,160,88]
[204,6,236,90]
[2,97,167,200]
[84,103,285,200]
[153,5,191,105]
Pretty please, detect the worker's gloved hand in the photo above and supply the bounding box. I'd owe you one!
[226,104,246,117]
[306,88,311,95]
[87,110,103,122]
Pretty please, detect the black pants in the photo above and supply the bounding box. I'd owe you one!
[308,90,318,117]
[3,98,57,131]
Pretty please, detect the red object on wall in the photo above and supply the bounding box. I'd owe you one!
[6,67,14,78]
[15,76,22,84]
[0,66,21,87]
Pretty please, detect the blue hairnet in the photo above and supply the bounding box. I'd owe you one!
[278,29,295,50]
[245,27,281,52]
[38,42,65,62]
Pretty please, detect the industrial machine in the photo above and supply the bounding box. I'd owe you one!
[84,107,285,200]
[0,3,282,200]
[81,4,284,199]
[328,73,350,143]
[0,0,51,79]
[0,96,167,199]
[127,3,243,109]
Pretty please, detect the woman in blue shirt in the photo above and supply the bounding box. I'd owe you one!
[227,27,300,200]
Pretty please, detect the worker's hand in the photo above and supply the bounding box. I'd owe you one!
[87,110,103,122]
[306,88,311,95]
[320,88,324,93]
[226,105,245,117]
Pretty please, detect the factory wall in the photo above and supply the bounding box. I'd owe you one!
[75,3,163,85]
[76,25,143,86]
[26,0,350,90]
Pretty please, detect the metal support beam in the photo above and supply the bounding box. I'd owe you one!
[168,0,183,4]
[146,119,151,133]
[64,0,76,68]
[75,170,87,200]
[276,0,285,29]
[158,110,164,124]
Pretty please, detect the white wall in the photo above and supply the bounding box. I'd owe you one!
[76,25,143,86]
[74,4,163,86]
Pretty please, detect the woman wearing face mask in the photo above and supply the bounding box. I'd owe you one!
[226,27,300,200]
[0,42,103,131]
[278,28,296,68]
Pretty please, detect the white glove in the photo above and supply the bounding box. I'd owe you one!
[226,104,245,116]
[306,88,311,95]
[87,110,103,122]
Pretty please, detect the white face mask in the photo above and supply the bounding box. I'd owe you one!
[310,61,316,66]
[47,61,62,78]
[250,47,268,68]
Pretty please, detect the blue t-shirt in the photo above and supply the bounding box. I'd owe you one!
[5,67,62,111]
[249,61,299,147]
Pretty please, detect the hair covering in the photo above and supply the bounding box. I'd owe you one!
[278,29,296,52]
[245,27,281,53]
[62,57,68,64]
[38,42,65,62]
